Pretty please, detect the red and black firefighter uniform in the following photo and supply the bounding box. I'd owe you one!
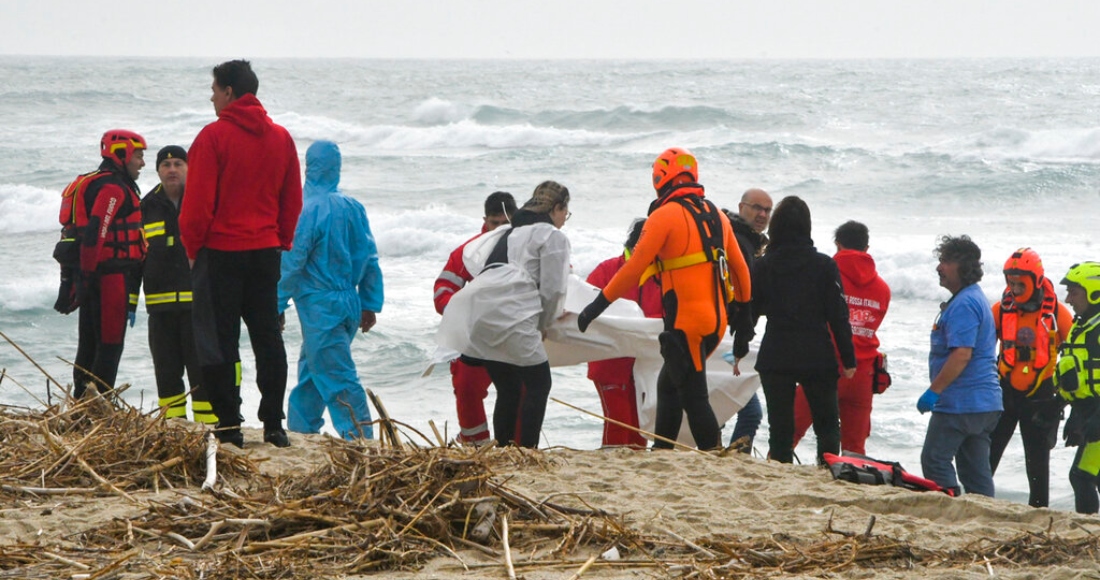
[58,130,147,397]
[138,153,217,424]
[988,248,1072,508]
[1056,261,1100,514]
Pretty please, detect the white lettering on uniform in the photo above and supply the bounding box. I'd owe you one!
[100,197,118,238]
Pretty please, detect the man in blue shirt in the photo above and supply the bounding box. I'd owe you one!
[278,140,384,440]
[918,235,1003,497]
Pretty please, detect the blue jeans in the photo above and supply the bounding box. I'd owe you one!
[730,393,763,446]
[920,410,1001,497]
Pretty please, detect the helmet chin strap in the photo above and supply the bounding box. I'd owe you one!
[1017,286,1042,312]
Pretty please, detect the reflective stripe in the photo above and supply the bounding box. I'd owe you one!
[145,221,166,238]
[191,399,218,424]
[1079,440,1100,476]
[433,288,452,300]
[159,394,187,418]
[460,423,489,437]
[128,293,139,306]
[235,362,242,386]
[436,271,467,288]
[639,249,717,285]
[146,291,193,305]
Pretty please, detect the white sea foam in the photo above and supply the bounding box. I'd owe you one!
[3,58,1099,510]
[0,184,60,233]
[412,97,470,125]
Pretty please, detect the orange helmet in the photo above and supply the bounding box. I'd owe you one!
[1003,248,1044,304]
[100,129,147,167]
[652,147,698,192]
[1003,247,1044,281]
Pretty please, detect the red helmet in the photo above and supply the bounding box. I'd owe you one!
[1003,247,1044,281]
[652,147,698,192]
[100,129,147,167]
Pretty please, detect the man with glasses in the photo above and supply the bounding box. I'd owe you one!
[722,188,773,453]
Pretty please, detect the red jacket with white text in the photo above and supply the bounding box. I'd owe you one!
[834,249,890,364]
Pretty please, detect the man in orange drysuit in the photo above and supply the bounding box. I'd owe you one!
[578,148,752,450]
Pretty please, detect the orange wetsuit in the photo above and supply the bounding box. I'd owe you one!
[600,185,751,371]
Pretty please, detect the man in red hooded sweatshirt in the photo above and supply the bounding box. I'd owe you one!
[792,221,891,455]
[433,191,516,445]
[180,59,302,449]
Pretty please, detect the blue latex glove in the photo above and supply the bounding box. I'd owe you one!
[917,389,940,414]
[127,311,136,328]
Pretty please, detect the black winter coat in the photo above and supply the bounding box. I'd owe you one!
[753,236,856,374]
[136,185,193,313]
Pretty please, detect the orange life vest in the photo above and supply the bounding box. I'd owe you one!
[58,169,146,266]
[998,278,1060,394]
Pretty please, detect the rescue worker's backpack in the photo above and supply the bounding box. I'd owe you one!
[51,170,110,313]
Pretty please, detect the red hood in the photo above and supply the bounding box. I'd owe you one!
[834,249,878,286]
[217,94,272,136]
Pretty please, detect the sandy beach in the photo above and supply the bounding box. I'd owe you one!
[1,401,1099,580]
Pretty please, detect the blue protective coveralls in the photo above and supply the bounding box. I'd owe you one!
[278,140,384,439]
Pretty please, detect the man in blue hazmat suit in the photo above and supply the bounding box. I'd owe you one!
[278,140,384,440]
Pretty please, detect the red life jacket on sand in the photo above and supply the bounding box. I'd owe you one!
[822,452,956,496]
[57,169,146,268]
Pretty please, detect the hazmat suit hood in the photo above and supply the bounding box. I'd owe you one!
[304,140,341,200]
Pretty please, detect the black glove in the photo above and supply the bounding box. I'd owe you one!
[1029,398,1065,431]
[1064,406,1086,447]
[53,267,77,314]
[733,336,750,360]
[73,270,94,311]
[729,301,753,358]
[1086,414,1100,445]
[577,293,611,333]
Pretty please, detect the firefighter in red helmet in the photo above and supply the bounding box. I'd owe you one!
[55,129,148,397]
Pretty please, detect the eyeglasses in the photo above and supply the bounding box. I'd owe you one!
[741,202,772,216]
[566,211,572,221]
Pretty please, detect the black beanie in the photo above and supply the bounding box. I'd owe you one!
[156,145,187,168]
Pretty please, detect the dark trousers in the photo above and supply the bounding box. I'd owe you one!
[1070,444,1100,514]
[74,271,129,397]
[482,360,551,448]
[191,248,287,429]
[652,363,720,450]
[989,384,1058,507]
[761,370,840,464]
[148,309,210,417]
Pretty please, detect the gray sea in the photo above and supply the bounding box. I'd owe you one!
[1,57,1098,509]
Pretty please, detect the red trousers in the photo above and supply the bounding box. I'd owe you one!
[451,358,491,443]
[593,379,647,448]
[793,360,874,455]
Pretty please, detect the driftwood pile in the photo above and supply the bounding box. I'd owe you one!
[0,395,1098,579]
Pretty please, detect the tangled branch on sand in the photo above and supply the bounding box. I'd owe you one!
[0,393,255,499]
[0,400,1099,579]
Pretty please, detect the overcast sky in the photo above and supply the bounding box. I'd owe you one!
[3,0,1098,60]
